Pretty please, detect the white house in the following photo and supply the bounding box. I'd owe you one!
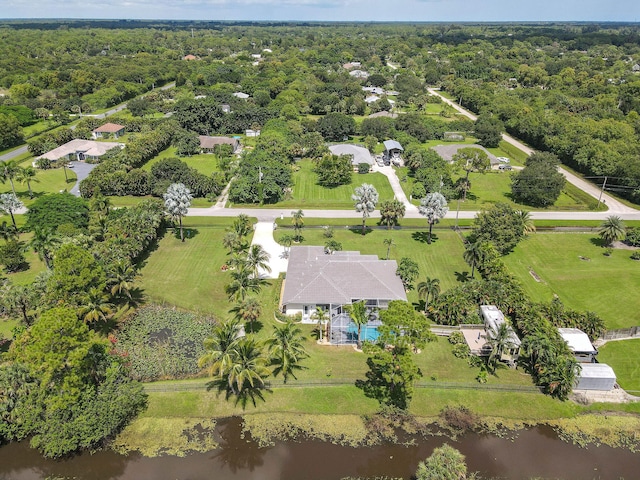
[558,328,598,363]
[37,139,124,163]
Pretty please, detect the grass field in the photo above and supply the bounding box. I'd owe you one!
[253,159,396,209]
[597,340,640,393]
[502,233,640,330]
[142,146,222,176]
[0,167,77,206]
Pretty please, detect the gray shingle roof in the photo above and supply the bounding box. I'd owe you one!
[328,144,374,166]
[281,246,407,306]
[431,144,499,165]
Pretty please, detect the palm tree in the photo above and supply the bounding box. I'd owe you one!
[486,322,517,372]
[383,237,395,260]
[78,287,114,325]
[107,260,137,301]
[0,221,18,241]
[266,321,309,383]
[418,192,449,244]
[379,199,406,229]
[346,300,368,349]
[0,193,24,229]
[225,265,267,302]
[291,209,304,242]
[16,166,39,199]
[516,210,536,235]
[229,297,262,333]
[599,215,626,246]
[352,183,379,235]
[463,238,486,278]
[0,160,21,196]
[163,183,192,242]
[29,227,60,269]
[453,147,490,202]
[311,306,329,341]
[417,277,440,312]
[90,191,112,217]
[246,244,271,278]
[223,231,247,255]
[199,318,243,378]
[1,282,34,326]
[279,234,294,256]
[231,214,252,238]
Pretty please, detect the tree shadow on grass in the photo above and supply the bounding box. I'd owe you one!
[455,271,471,283]
[172,227,200,240]
[244,320,264,335]
[589,237,606,247]
[348,226,374,236]
[411,231,439,244]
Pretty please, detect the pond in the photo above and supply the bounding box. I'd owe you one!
[1,417,639,480]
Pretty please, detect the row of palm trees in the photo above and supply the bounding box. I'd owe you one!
[1,159,40,199]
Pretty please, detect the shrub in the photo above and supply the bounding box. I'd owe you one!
[631,251,640,261]
[448,330,465,345]
[323,226,334,238]
[411,182,426,199]
[357,162,370,174]
[452,343,470,359]
[626,227,640,247]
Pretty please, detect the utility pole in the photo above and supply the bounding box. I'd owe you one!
[596,176,608,209]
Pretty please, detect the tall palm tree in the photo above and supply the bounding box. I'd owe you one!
[231,214,252,238]
[379,199,406,230]
[90,191,112,217]
[0,221,18,241]
[486,322,517,372]
[266,321,309,383]
[199,319,243,378]
[0,160,21,196]
[246,244,271,278]
[418,192,449,244]
[352,184,379,235]
[279,234,294,256]
[223,231,247,255]
[417,277,440,313]
[291,209,304,242]
[78,287,114,326]
[163,183,192,242]
[229,297,262,333]
[463,238,486,278]
[107,260,137,301]
[311,306,329,341]
[29,227,60,270]
[383,237,395,260]
[599,215,626,246]
[347,300,368,349]
[16,166,39,199]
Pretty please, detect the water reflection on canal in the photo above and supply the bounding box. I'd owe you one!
[1,417,639,480]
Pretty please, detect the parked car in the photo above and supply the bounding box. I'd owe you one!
[498,164,513,171]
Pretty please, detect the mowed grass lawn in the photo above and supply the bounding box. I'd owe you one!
[0,167,77,207]
[142,146,223,176]
[502,233,640,330]
[598,340,640,392]
[276,226,470,302]
[268,159,395,209]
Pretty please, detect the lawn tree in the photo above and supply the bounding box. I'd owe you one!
[418,192,449,244]
[16,166,39,199]
[29,227,60,270]
[25,193,89,232]
[0,193,24,229]
[383,237,395,260]
[0,159,21,196]
[279,234,294,256]
[229,297,262,333]
[463,237,488,279]
[206,337,272,409]
[379,199,406,229]
[291,209,304,242]
[599,215,626,246]
[473,203,527,255]
[314,154,352,187]
[396,257,420,291]
[164,183,192,242]
[417,277,440,313]
[453,148,490,202]
[199,319,243,378]
[266,320,309,383]
[416,443,471,480]
[346,300,368,350]
[511,152,566,207]
[225,265,268,302]
[352,183,379,235]
[246,244,272,278]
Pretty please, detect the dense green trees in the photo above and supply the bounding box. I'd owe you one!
[316,112,356,141]
[472,203,530,255]
[0,113,24,150]
[1,307,147,457]
[25,192,89,232]
[314,154,352,187]
[511,152,566,207]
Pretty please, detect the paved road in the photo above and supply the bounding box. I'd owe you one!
[427,88,637,214]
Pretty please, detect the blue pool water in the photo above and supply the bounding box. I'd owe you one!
[346,323,380,342]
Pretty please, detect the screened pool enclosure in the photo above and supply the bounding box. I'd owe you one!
[329,313,382,345]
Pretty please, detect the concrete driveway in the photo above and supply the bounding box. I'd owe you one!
[68,161,97,197]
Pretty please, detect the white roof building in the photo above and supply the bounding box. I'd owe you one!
[37,139,124,162]
[558,328,598,362]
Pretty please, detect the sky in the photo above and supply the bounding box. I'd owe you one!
[2,0,640,22]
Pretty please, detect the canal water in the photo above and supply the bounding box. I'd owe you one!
[1,417,639,480]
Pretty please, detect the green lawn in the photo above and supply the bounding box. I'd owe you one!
[254,159,396,209]
[142,146,223,176]
[597,340,640,393]
[0,167,77,206]
[502,233,640,329]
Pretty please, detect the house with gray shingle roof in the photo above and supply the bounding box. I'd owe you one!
[430,144,499,167]
[36,139,124,163]
[280,246,407,325]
